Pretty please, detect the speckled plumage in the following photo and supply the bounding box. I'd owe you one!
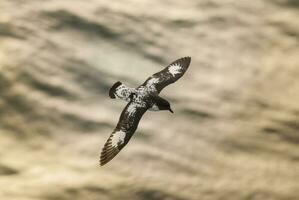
[100,57,191,166]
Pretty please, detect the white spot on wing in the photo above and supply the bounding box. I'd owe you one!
[145,78,160,93]
[127,103,137,116]
[111,130,126,147]
[168,64,181,77]
[146,77,160,87]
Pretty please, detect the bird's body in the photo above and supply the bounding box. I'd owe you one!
[100,57,191,166]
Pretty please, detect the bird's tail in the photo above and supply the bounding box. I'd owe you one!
[109,81,135,102]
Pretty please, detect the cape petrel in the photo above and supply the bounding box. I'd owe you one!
[100,57,191,166]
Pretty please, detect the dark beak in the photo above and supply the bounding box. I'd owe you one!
[169,107,174,113]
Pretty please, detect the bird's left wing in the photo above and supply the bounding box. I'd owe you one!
[100,101,148,166]
[141,57,191,93]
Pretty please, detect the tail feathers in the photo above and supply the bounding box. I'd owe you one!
[109,81,122,99]
[108,81,134,102]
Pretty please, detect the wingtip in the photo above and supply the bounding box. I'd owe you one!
[99,154,109,166]
[99,142,120,166]
[99,155,106,166]
[179,56,191,61]
[99,160,107,166]
[99,153,116,166]
[184,56,191,61]
[180,56,191,66]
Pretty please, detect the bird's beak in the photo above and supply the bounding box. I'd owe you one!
[169,108,174,113]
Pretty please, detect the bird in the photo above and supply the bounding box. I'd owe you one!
[100,57,191,166]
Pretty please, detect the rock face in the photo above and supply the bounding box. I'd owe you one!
[0,0,298,199]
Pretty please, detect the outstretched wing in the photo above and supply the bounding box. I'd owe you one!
[142,57,191,93]
[100,102,148,166]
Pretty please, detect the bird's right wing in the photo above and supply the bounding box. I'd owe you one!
[100,101,148,166]
[141,57,191,93]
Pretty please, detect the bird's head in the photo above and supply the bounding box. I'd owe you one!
[157,98,174,113]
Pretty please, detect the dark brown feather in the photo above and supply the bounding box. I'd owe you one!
[100,102,148,166]
[142,57,191,93]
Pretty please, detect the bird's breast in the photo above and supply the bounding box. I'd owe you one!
[149,104,159,111]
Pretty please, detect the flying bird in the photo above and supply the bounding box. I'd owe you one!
[100,57,191,166]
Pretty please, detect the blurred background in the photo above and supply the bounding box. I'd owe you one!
[0,0,299,199]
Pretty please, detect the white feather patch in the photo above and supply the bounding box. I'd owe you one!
[146,77,160,87]
[150,104,159,111]
[115,89,123,99]
[127,103,137,116]
[168,64,181,77]
[111,130,126,147]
